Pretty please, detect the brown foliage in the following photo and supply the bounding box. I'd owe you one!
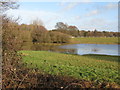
[49,31,70,43]
[54,22,120,37]
[31,25,47,43]
[2,16,38,89]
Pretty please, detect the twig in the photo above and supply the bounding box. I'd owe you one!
[17,73,29,89]
[64,83,82,89]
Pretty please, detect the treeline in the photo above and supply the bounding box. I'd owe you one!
[52,22,120,37]
[19,23,70,44]
[3,20,119,48]
[20,21,120,46]
[6,21,119,47]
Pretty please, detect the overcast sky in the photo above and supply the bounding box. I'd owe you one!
[7,1,118,32]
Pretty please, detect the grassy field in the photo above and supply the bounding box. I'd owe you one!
[21,51,119,85]
[71,37,119,44]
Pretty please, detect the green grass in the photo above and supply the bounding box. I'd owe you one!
[71,37,119,44]
[21,50,120,85]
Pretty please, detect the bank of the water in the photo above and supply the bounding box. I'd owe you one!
[21,50,119,85]
[70,37,119,45]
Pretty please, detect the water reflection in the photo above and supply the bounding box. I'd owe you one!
[21,42,119,56]
[59,44,119,56]
[21,43,75,54]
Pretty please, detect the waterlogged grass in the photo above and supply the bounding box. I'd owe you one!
[21,51,119,85]
[71,37,119,44]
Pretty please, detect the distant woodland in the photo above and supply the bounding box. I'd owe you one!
[3,19,120,45]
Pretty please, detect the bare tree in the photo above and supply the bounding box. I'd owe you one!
[0,0,19,13]
[31,18,44,26]
[55,22,68,30]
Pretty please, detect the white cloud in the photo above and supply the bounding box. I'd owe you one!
[104,3,118,9]
[75,16,81,20]
[78,18,118,32]
[59,2,80,12]
[84,3,118,17]
[7,9,59,26]
[58,2,66,6]
[59,1,91,12]
[64,2,80,10]
[86,10,99,17]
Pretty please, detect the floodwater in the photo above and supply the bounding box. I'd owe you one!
[59,44,120,56]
